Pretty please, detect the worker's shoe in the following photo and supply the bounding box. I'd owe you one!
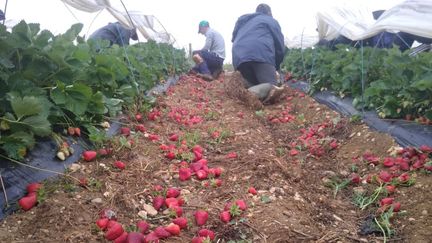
[262,85,285,105]
[197,73,214,81]
[211,68,223,80]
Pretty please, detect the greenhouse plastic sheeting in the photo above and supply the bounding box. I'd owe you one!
[0,76,179,220]
[288,0,432,48]
[287,80,432,148]
[61,0,175,44]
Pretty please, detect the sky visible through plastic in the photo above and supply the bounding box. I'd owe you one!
[2,0,404,63]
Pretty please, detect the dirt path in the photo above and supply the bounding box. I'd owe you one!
[0,72,431,243]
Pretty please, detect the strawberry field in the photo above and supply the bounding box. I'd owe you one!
[1,24,432,243]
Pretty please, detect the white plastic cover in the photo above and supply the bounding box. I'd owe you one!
[357,0,432,40]
[61,0,174,44]
[286,0,432,48]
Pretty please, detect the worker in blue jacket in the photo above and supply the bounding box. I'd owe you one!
[231,3,286,105]
[89,22,138,47]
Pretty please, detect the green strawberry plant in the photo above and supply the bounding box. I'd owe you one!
[282,44,432,121]
[0,20,190,161]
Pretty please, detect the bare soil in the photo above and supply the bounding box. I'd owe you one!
[0,72,431,243]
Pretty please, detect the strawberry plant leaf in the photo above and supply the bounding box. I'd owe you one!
[9,95,44,120]
[0,140,27,160]
[8,131,35,148]
[21,115,51,136]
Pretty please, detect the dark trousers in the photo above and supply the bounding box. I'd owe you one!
[237,61,277,86]
[192,50,224,75]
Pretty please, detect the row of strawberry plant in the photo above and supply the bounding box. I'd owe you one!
[0,21,190,161]
[281,45,432,122]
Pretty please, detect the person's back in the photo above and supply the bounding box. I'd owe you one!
[89,22,137,47]
[228,4,286,109]
[232,11,284,70]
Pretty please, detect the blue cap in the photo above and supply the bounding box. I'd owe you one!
[198,20,209,33]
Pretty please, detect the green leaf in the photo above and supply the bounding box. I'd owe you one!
[1,141,27,161]
[11,20,32,46]
[0,57,15,69]
[411,79,432,91]
[104,98,123,117]
[425,110,432,120]
[51,82,93,116]
[64,83,92,115]
[21,114,51,136]
[88,91,107,115]
[9,131,36,148]
[9,95,44,119]
[34,29,54,48]
[59,23,83,42]
[50,81,67,104]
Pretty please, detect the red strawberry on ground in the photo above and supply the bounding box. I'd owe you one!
[193,150,203,161]
[166,188,180,198]
[398,172,410,183]
[165,198,179,208]
[329,140,338,149]
[235,199,247,211]
[179,168,192,181]
[226,152,237,158]
[290,149,299,156]
[211,178,222,187]
[120,127,131,136]
[26,183,42,193]
[248,187,257,195]
[114,161,126,170]
[98,148,109,156]
[198,229,215,240]
[169,205,183,217]
[96,218,109,230]
[378,171,392,183]
[159,144,170,151]
[190,162,203,172]
[105,222,124,240]
[383,157,395,167]
[18,193,37,211]
[114,232,128,243]
[194,210,209,226]
[153,196,165,211]
[136,220,149,234]
[392,202,401,212]
[192,237,206,243]
[385,185,396,194]
[153,184,163,192]
[135,113,143,122]
[165,151,176,160]
[135,124,146,133]
[220,211,231,223]
[173,217,188,229]
[154,226,171,239]
[165,223,180,236]
[380,197,394,206]
[349,173,361,184]
[144,232,160,242]
[196,170,208,180]
[169,133,179,141]
[82,150,97,162]
[192,145,203,154]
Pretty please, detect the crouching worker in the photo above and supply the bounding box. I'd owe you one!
[230,3,286,107]
[88,22,138,48]
[191,20,225,81]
